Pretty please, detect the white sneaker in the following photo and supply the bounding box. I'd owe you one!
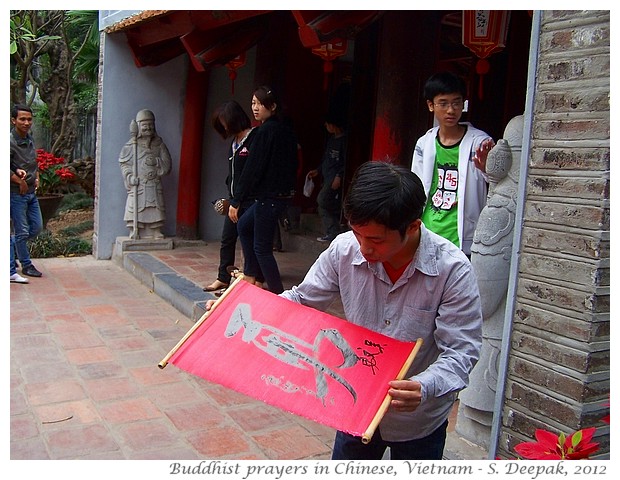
[10,273,29,284]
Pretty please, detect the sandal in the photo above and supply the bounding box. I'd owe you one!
[203,279,229,292]
[213,287,228,297]
[226,265,242,278]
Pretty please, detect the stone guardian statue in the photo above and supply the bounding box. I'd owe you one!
[119,109,172,239]
[455,114,524,448]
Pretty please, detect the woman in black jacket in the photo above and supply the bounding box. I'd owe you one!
[228,86,298,294]
[204,100,263,294]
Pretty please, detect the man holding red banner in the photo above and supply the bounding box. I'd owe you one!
[280,161,482,460]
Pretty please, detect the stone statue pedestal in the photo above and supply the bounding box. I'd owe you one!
[112,236,174,265]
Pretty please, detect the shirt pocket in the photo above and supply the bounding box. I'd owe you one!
[398,305,437,341]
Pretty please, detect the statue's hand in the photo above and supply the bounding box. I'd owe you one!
[128,175,139,186]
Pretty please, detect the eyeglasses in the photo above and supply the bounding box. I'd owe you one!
[433,101,464,111]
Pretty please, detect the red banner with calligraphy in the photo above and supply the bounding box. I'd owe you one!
[161,278,421,442]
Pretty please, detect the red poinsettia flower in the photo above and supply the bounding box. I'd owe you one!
[35,149,76,195]
[514,429,563,459]
[564,427,599,459]
[514,427,599,460]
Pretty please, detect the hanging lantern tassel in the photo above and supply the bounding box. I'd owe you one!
[475,58,490,100]
[462,11,511,101]
[311,40,347,92]
[225,52,247,96]
[323,60,334,91]
[228,68,238,95]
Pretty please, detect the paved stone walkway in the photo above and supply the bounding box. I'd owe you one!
[10,238,485,464]
[10,249,335,460]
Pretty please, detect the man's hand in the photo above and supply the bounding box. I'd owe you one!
[473,139,495,173]
[388,379,422,412]
[331,175,341,190]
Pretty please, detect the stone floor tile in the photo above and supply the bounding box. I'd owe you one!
[98,397,163,424]
[25,379,86,406]
[164,401,228,432]
[186,426,254,458]
[45,424,119,459]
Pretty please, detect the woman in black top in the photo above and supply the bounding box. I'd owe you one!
[228,86,298,294]
[204,101,263,293]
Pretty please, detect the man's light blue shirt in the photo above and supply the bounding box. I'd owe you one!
[280,224,482,441]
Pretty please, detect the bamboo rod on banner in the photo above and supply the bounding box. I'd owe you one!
[158,274,245,369]
[361,338,423,444]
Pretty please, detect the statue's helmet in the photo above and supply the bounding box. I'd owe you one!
[136,109,155,123]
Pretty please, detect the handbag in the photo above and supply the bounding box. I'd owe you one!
[212,198,230,215]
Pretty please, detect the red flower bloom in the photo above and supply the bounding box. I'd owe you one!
[514,427,599,460]
[35,149,76,195]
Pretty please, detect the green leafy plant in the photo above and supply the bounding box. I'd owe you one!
[28,230,91,258]
[36,149,76,195]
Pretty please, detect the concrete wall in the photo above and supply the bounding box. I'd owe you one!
[498,10,610,458]
[198,48,258,242]
[94,32,185,259]
[95,11,260,258]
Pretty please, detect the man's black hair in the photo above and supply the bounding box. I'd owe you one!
[11,104,33,119]
[343,161,426,237]
[423,72,467,102]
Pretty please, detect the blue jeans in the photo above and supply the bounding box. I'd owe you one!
[237,198,288,294]
[10,235,18,276]
[10,192,42,269]
[218,203,264,284]
[331,420,448,460]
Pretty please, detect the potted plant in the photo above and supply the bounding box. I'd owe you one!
[36,149,76,227]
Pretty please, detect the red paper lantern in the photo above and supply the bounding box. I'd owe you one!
[311,39,348,90]
[226,52,247,95]
[462,11,510,100]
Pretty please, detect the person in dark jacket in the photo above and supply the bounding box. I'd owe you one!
[203,100,264,295]
[10,104,43,279]
[307,113,347,243]
[228,86,298,294]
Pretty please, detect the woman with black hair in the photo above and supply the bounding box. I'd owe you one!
[228,86,298,294]
[203,100,263,295]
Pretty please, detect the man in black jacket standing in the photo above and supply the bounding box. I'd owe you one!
[10,104,43,279]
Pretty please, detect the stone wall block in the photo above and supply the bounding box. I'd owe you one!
[524,201,609,230]
[537,89,609,114]
[515,302,609,342]
[506,382,581,427]
[509,356,609,402]
[540,24,610,53]
[527,175,608,201]
[533,117,609,141]
[532,147,610,171]
[538,54,610,84]
[517,277,609,315]
[512,330,609,374]
[519,253,608,287]
[511,331,589,373]
[521,226,608,259]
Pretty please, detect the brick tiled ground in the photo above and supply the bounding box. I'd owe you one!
[10,239,478,465]
[10,246,336,461]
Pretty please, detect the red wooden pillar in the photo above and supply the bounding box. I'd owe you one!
[176,67,209,238]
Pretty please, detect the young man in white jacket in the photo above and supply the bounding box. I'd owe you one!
[411,72,494,256]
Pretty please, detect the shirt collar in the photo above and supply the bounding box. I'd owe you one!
[11,128,33,146]
[348,224,439,277]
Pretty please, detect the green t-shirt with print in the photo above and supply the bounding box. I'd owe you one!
[421,137,460,248]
